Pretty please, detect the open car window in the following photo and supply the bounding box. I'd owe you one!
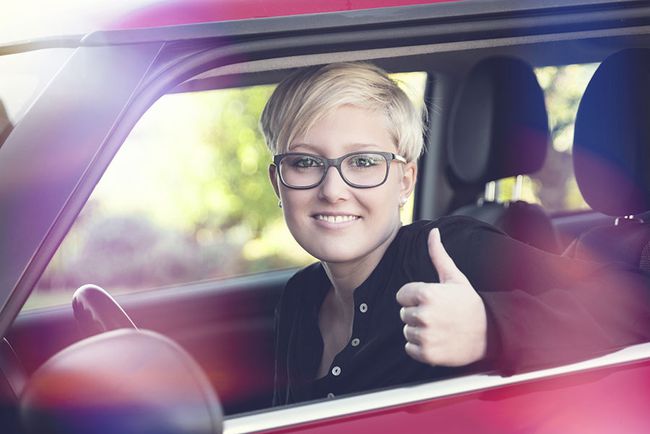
[24,72,426,306]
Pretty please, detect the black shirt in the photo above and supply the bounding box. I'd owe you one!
[273,216,650,405]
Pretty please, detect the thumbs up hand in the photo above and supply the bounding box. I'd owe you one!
[396,228,488,367]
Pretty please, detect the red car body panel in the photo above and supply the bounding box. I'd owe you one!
[110,0,458,30]
[6,0,458,43]
[260,358,650,433]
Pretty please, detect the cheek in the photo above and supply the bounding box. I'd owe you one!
[380,177,404,204]
[359,185,402,217]
[279,190,311,223]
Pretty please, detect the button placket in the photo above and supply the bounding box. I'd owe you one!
[351,297,369,350]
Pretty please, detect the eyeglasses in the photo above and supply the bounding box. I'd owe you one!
[272,151,407,189]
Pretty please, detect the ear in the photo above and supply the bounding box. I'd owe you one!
[399,161,417,201]
[269,164,281,198]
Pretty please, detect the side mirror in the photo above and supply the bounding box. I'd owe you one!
[20,329,223,434]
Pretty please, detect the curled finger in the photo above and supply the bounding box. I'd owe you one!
[402,324,423,345]
[400,306,425,326]
[404,342,426,363]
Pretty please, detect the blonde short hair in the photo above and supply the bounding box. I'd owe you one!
[260,62,425,162]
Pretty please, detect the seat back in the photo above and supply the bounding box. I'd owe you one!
[567,49,650,271]
[448,56,559,252]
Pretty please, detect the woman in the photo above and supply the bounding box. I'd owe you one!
[260,62,650,405]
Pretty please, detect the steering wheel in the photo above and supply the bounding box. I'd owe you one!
[72,284,137,336]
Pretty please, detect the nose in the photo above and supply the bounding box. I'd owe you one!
[318,166,350,203]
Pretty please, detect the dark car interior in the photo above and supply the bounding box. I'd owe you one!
[3,2,650,433]
[565,49,650,272]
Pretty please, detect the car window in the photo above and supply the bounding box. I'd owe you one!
[495,62,598,213]
[0,49,73,147]
[24,71,427,310]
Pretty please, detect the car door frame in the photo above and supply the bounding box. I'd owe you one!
[4,1,650,431]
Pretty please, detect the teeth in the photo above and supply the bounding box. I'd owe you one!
[316,215,358,223]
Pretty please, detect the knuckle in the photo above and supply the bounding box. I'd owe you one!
[409,308,420,324]
[417,309,431,327]
[416,286,431,304]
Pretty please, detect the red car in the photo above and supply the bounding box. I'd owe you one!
[2,0,650,433]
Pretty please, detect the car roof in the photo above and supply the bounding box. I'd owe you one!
[2,0,639,58]
[2,0,458,46]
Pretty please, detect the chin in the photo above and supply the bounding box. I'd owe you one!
[304,245,362,264]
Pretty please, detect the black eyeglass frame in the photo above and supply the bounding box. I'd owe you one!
[272,151,407,190]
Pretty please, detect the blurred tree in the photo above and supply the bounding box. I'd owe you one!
[532,63,597,212]
[201,86,279,235]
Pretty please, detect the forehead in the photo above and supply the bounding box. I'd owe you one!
[287,105,395,155]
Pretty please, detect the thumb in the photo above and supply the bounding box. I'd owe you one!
[428,228,468,284]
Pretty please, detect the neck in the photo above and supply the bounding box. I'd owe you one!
[322,222,402,301]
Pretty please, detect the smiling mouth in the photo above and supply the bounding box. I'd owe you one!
[314,215,360,223]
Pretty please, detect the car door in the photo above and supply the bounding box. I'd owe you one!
[4,1,650,433]
[2,2,446,418]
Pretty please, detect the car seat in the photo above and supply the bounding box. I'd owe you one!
[447,56,560,253]
[564,48,650,271]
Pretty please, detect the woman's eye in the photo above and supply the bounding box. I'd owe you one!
[349,155,380,168]
[293,157,322,168]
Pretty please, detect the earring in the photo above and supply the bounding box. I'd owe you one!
[399,197,407,208]
[278,200,282,208]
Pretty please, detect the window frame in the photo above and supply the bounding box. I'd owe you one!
[4,2,650,430]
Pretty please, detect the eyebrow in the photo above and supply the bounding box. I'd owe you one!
[289,142,385,153]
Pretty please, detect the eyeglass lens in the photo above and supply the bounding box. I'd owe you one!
[279,153,389,188]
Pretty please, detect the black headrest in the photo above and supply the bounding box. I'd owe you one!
[448,56,549,185]
[574,49,650,216]
[20,329,223,434]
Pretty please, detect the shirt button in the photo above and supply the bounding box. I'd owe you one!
[331,366,341,376]
[327,393,335,399]
[351,338,360,347]
[359,303,368,313]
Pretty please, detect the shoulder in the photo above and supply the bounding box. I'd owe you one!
[285,262,324,290]
[279,262,325,309]
[398,216,503,247]
[395,216,504,280]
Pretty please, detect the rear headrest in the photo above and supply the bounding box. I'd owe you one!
[21,329,223,434]
[573,49,650,216]
[448,56,549,185]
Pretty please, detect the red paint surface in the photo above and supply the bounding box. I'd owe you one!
[110,0,458,30]
[261,358,650,433]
